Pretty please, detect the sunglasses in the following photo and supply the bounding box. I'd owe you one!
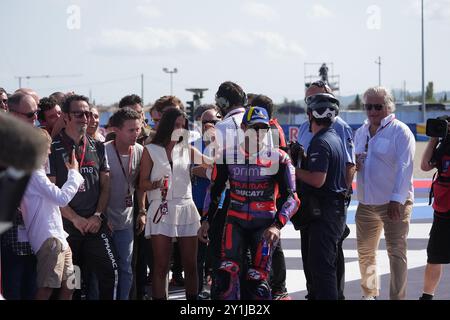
[310,80,328,89]
[202,120,220,125]
[249,125,270,131]
[0,99,7,104]
[364,104,384,111]
[12,109,39,118]
[70,111,92,119]
[304,81,333,104]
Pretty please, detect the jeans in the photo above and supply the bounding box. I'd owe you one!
[112,226,134,300]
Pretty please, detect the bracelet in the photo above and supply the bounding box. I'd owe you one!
[139,209,147,215]
[200,215,208,223]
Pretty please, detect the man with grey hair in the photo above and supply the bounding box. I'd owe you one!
[354,86,415,300]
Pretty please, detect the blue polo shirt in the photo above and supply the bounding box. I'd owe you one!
[297,116,355,165]
[301,127,347,197]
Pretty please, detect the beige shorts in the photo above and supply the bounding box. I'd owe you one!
[36,238,74,289]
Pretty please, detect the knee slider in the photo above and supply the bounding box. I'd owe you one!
[246,268,271,300]
[216,260,240,300]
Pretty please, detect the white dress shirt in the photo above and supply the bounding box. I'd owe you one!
[21,168,84,253]
[354,114,415,205]
[215,107,245,151]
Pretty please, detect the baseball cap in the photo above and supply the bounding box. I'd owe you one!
[242,106,270,127]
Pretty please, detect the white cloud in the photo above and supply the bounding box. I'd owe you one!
[409,0,450,20]
[224,30,305,58]
[91,28,212,55]
[309,4,334,19]
[136,4,161,19]
[241,2,279,20]
[224,30,256,47]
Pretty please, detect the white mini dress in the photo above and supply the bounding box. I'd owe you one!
[144,143,200,238]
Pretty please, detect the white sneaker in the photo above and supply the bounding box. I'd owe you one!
[361,296,377,300]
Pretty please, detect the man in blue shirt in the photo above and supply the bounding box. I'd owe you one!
[295,90,348,300]
[295,81,355,300]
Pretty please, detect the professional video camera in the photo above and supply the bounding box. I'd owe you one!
[0,113,48,234]
[426,115,450,138]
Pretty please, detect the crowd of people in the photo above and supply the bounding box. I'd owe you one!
[0,80,449,301]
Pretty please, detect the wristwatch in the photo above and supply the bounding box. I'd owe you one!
[94,212,103,222]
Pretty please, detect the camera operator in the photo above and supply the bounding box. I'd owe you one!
[420,117,450,300]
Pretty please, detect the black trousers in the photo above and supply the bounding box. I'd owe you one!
[68,225,119,300]
[207,190,230,300]
[300,197,346,300]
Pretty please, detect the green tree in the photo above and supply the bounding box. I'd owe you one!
[348,94,362,110]
[425,81,435,102]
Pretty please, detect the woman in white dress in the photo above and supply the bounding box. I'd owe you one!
[139,107,210,300]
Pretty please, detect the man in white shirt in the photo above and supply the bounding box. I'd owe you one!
[199,81,247,299]
[354,86,415,300]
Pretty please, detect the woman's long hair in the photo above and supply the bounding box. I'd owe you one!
[151,107,188,147]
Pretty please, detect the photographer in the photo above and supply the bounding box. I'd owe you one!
[419,117,450,300]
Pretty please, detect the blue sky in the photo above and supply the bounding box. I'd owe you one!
[1,0,449,105]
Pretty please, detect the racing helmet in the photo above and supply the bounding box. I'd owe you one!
[306,93,340,122]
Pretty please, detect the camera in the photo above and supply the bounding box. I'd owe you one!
[426,116,449,138]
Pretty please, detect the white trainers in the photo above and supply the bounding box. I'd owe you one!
[361,296,377,300]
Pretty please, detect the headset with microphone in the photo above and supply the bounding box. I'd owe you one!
[215,82,247,113]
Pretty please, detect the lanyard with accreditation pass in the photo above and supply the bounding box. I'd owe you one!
[113,141,134,207]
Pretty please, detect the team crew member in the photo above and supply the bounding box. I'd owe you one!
[295,94,347,300]
[295,81,355,300]
[49,94,118,300]
[199,107,300,300]
[205,81,247,298]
